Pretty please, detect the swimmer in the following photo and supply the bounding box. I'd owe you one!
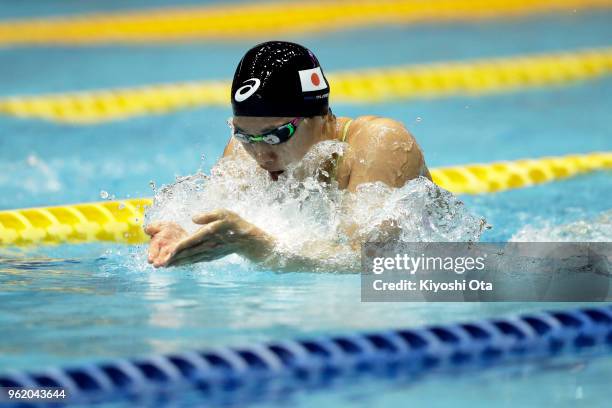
[146,41,431,268]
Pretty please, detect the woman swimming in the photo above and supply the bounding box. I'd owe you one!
[146,41,431,268]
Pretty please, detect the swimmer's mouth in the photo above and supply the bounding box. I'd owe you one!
[268,170,284,181]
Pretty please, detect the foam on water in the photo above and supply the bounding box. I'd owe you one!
[144,140,486,271]
[0,154,62,195]
[511,210,612,242]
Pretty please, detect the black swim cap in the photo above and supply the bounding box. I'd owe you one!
[231,41,330,117]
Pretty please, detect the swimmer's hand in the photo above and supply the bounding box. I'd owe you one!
[145,221,189,267]
[150,209,275,268]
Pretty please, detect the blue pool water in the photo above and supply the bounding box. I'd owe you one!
[0,1,611,407]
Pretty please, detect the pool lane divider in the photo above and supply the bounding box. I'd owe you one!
[0,152,609,247]
[1,47,611,124]
[0,306,610,406]
[0,0,610,46]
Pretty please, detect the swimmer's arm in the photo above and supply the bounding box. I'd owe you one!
[159,209,276,267]
[161,209,354,271]
[157,208,388,271]
[257,221,399,272]
[345,118,430,192]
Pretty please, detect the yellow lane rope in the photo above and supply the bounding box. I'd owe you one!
[1,47,611,124]
[0,199,152,247]
[431,152,611,194]
[0,152,609,246]
[0,0,610,46]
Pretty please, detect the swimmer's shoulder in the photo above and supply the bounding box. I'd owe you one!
[222,135,251,159]
[337,115,430,189]
[338,115,418,150]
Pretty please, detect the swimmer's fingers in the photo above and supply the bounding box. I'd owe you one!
[192,209,237,225]
[144,221,169,237]
[167,242,222,266]
[173,220,225,255]
[148,237,163,264]
[167,243,231,266]
[153,244,177,268]
[167,224,237,266]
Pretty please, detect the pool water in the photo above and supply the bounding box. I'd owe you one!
[287,355,612,408]
[0,1,611,407]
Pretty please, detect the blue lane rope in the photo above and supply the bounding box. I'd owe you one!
[1,306,610,406]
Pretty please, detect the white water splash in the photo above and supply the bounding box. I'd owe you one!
[22,154,62,193]
[144,141,486,270]
[511,210,612,242]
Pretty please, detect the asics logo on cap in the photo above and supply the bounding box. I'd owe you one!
[234,78,261,102]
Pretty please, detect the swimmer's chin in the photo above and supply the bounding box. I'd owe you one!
[268,170,285,181]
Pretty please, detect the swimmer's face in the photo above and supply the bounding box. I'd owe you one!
[232,116,322,174]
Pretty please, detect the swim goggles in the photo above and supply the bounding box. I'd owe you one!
[228,117,303,145]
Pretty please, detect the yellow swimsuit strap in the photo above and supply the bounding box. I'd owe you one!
[341,119,353,143]
[330,119,353,181]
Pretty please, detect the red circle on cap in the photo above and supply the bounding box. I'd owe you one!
[311,73,320,86]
